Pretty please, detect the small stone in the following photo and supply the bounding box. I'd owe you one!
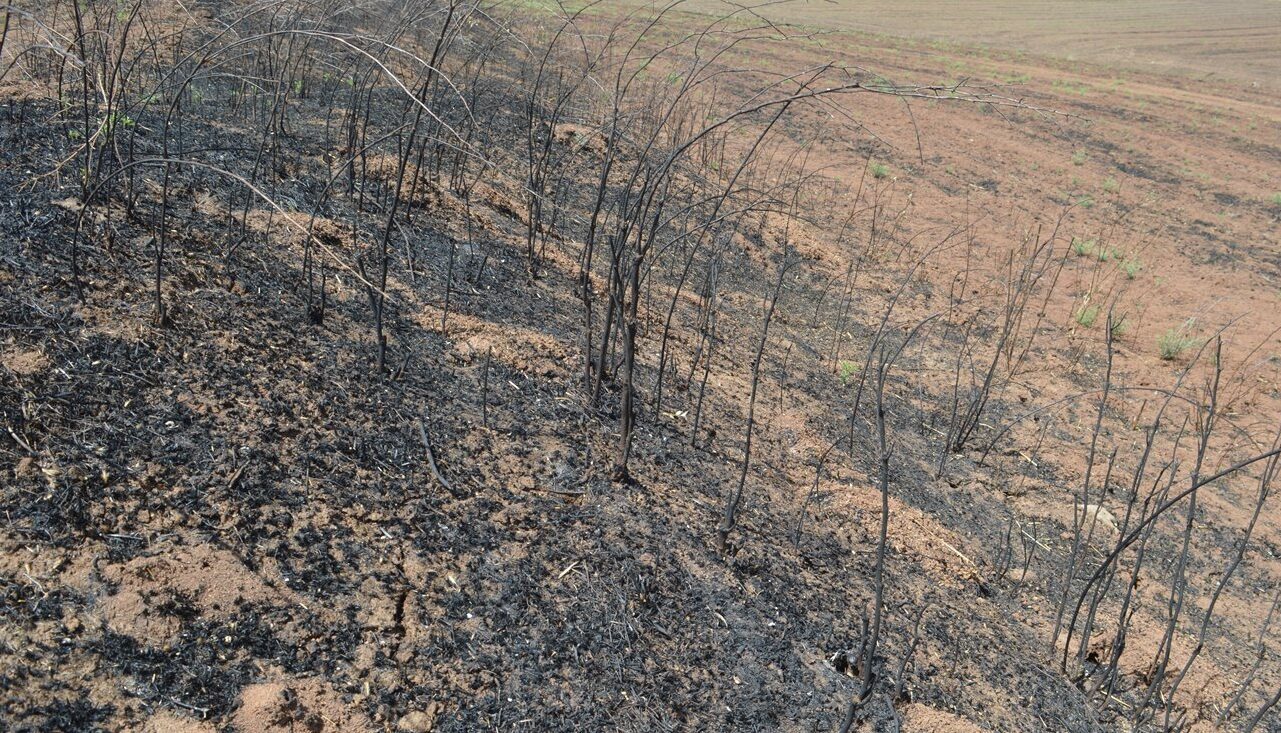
[1081,503,1119,532]
[397,704,442,732]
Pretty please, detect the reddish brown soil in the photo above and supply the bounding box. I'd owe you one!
[721,14,1281,732]
[681,0,1281,91]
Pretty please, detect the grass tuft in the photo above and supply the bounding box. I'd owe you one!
[1158,319,1200,360]
[1075,303,1100,328]
[1120,258,1142,279]
[1109,315,1128,339]
[1071,237,1117,261]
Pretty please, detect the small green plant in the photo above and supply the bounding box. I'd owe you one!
[1120,258,1142,279]
[1102,177,1119,193]
[838,360,861,383]
[1076,193,1095,209]
[1158,319,1199,360]
[870,162,890,179]
[100,111,134,136]
[1071,237,1115,261]
[1072,150,1087,166]
[83,112,136,147]
[1271,192,1281,206]
[1109,315,1129,339]
[1075,303,1100,328]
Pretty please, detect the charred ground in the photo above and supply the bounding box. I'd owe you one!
[2,2,1279,732]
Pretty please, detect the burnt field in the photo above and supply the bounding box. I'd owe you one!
[1,1,1280,732]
